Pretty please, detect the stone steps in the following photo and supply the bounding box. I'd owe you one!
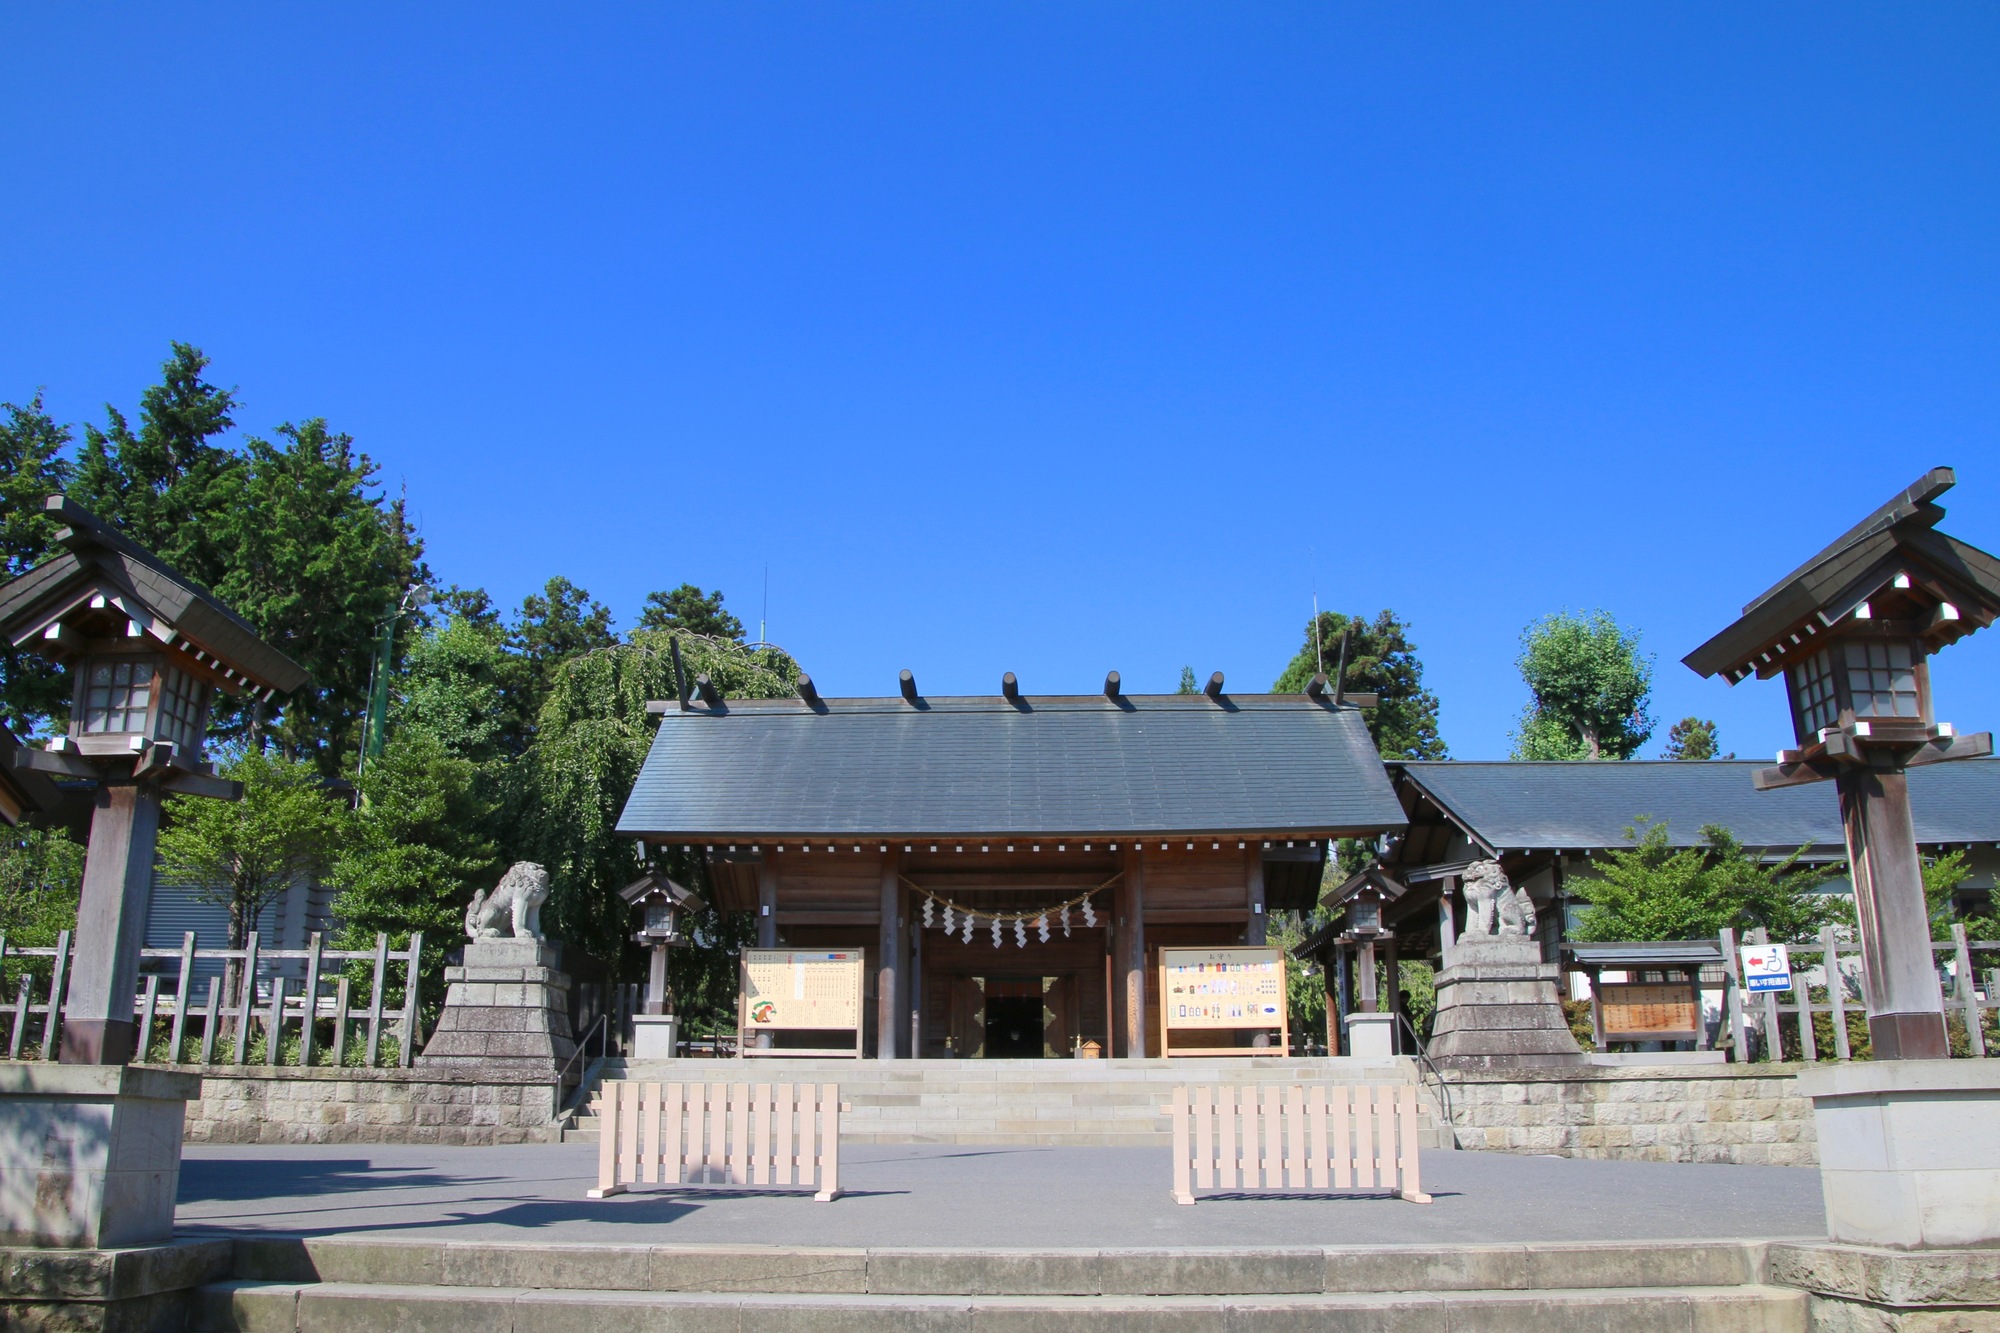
[558,1056,1453,1148]
[193,1238,1806,1332]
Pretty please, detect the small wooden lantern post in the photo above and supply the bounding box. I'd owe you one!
[0,498,309,1063]
[1686,468,1997,1059]
[621,870,705,1017]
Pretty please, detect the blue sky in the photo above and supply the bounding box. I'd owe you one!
[4,6,1997,759]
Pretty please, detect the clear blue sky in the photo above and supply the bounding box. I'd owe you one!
[5,6,1997,760]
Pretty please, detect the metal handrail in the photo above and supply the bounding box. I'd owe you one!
[555,1013,608,1102]
[1397,1012,1456,1149]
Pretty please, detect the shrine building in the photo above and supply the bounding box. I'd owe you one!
[615,670,1404,1058]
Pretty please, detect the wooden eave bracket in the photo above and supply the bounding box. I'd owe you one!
[12,747,99,780]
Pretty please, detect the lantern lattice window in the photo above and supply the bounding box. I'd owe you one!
[1845,640,1921,719]
[82,659,155,735]
[156,664,208,751]
[1788,648,1839,735]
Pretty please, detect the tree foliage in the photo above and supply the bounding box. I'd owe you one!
[0,824,84,948]
[1176,666,1197,695]
[0,393,74,733]
[1569,818,1842,943]
[1273,610,1446,759]
[1660,717,1730,761]
[1512,610,1654,760]
[510,631,797,964]
[506,577,617,748]
[638,584,744,641]
[156,752,350,968]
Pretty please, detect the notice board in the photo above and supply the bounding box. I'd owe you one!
[737,949,865,1057]
[1599,982,1701,1040]
[1158,946,1289,1057]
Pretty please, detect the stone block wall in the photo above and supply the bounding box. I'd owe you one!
[1442,1063,1818,1166]
[177,1066,566,1146]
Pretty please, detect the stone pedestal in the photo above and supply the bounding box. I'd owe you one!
[1426,937,1584,1069]
[1343,1012,1395,1058]
[1796,1059,2000,1249]
[0,1065,200,1249]
[631,1014,679,1060]
[416,939,575,1081]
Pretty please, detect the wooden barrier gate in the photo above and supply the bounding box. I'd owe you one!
[588,1081,845,1202]
[1169,1084,1431,1206]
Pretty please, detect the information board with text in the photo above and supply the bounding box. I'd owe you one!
[1599,982,1701,1038]
[738,950,865,1056]
[1159,946,1288,1056]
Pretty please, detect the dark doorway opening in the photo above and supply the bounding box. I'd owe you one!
[984,994,1044,1058]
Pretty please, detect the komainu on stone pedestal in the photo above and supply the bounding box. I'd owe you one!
[417,863,577,1081]
[1427,860,1584,1069]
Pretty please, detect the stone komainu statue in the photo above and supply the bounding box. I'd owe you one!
[465,861,551,940]
[1461,859,1538,940]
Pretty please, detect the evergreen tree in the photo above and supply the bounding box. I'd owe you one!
[1660,717,1731,761]
[1273,610,1446,759]
[1512,610,1654,760]
[1569,819,1841,942]
[0,824,84,948]
[1176,666,1197,695]
[637,584,744,641]
[0,393,74,733]
[394,615,511,766]
[506,577,617,748]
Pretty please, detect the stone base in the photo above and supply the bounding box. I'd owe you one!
[1770,1241,2000,1330]
[1796,1058,2000,1249]
[416,938,576,1081]
[631,1014,679,1060]
[0,1237,229,1332]
[1343,1012,1395,1058]
[0,1066,200,1249]
[1426,937,1585,1069]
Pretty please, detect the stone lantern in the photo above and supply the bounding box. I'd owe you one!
[1685,467,1995,1060]
[621,870,704,1058]
[0,497,307,1253]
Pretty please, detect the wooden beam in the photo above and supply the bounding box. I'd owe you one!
[900,669,919,704]
[1305,673,1328,700]
[797,674,821,707]
[878,847,902,1059]
[1244,844,1266,945]
[1103,670,1122,700]
[695,673,721,707]
[1204,672,1224,699]
[1001,671,1020,703]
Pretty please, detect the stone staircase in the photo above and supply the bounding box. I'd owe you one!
[557,1055,1457,1149]
[194,1236,1808,1331]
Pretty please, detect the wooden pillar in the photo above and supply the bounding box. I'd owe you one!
[756,859,778,949]
[1836,767,1949,1059]
[645,944,669,1015]
[754,857,777,1050]
[1382,934,1402,1052]
[1322,947,1339,1055]
[1334,943,1353,1054]
[1244,845,1267,946]
[877,848,902,1059]
[1357,939,1378,1014]
[1116,844,1147,1058]
[1437,878,1458,958]
[60,783,163,1064]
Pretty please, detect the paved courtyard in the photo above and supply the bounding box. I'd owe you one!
[178,1142,1827,1248]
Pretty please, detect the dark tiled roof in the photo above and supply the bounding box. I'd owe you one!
[1394,759,2000,852]
[617,695,1406,840]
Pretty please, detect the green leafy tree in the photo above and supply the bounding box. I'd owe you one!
[1570,818,1841,942]
[393,615,511,766]
[332,730,502,1013]
[209,420,426,770]
[1273,611,1446,759]
[1922,849,1994,941]
[0,824,84,947]
[1661,717,1731,761]
[156,752,350,997]
[1512,610,1654,760]
[506,577,617,749]
[0,393,74,733]
[637,584,744,641]
[70,343,242,591]
[509,631,796,965]
[1176,666,1197,695]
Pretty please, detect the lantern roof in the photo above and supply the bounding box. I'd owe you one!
[1684,467,2000,684]
[0,497,309,700]
[619,870,706,914]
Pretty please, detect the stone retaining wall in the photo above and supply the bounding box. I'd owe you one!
[175,1066,567,1145]
[1442,1063,1817,1166]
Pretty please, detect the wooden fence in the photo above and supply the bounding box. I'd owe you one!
[0,929,424,1067]
[1169,1083,1430,1206]
[1718,924,2000,1063]
[589,1080,845,1202]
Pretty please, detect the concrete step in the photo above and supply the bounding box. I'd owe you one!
[197,1238,1805,1331]
[197,1279,1806,1331]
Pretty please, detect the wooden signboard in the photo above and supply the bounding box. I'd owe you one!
[1598,982,1701,1041]
[737,949,865,1058]
[1158,946,1289,1057]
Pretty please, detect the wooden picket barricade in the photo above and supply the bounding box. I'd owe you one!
[1169,1083,1431,1206]
[588,1081,846,1202]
